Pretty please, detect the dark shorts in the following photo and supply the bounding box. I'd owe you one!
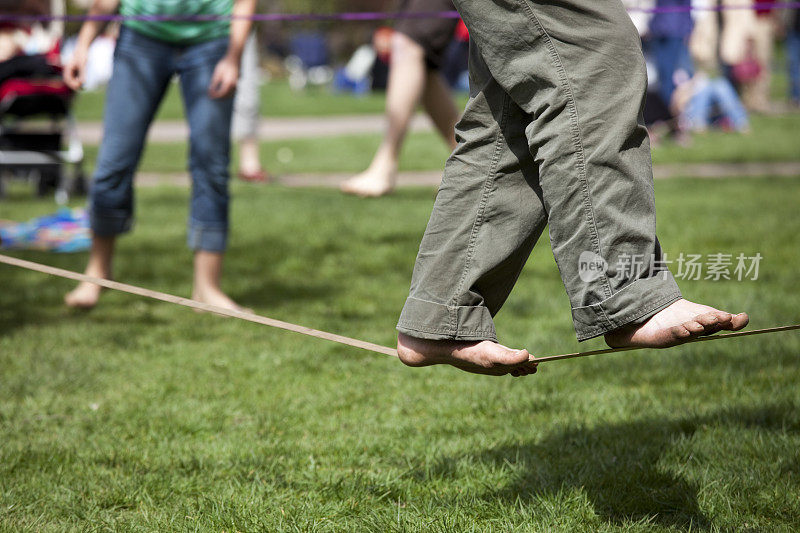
[395,0,458,70]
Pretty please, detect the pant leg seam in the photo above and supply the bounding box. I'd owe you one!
[607,291,683,330]
[398,321,497,337]
[514,0,612,299]
[597,305,613,331]
[575,291,682,340]
[449,90,511,328]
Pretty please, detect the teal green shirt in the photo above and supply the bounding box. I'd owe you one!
[121,0,233,45]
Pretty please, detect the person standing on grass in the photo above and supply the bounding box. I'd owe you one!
[233,30,271,183]
[740,0,777,113]
[645,0,694,107]
[395,0,749,377]
[63,0,255,311]
[340,0,461,198]
[788,6,800,107]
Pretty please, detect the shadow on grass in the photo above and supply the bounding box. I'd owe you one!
[0,262,169,338]
[0,236,339,335]
[426,402,799,530]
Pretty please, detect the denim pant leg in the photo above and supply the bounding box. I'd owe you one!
[90,28,173,236]
[712,79,749,131]
[788,32,800,103]
[684,82,712,131]
[653,37,689,105]
[177,38,234,252]
[398,0,681,342]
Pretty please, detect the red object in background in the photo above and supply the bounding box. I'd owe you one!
[373,26,394,62]
[45,39,62,66]
[754,0,774,16]
[732,56,763,84]
[454,20,469,42]
[0,78,71,102]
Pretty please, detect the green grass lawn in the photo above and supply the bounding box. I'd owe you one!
[2,177,800,531]
[76,110,800,181]
[73,72,800,177]
[650,113,800,165]
[73,79,427,122]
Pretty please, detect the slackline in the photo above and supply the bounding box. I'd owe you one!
[1,253,797,365]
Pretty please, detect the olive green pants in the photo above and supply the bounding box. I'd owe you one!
[397,0,682,342]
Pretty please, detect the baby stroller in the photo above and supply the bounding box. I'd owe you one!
[0,43,85,203]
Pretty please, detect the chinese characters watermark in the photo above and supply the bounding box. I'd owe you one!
[578,252,763,282]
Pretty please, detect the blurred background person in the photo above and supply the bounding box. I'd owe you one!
[674,0,751,133]
[232,31,270,183]
[623,0,685,145]
[0,0,64,61]
[739,0,778,113]
[340,0,461,198]
[1,0,64,80]
[645,0,694,106]
[62,0,255,311]
[672,70,750,132]
[716,0,758,91]
[788,2,800,107]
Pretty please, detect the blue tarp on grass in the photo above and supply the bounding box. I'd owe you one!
[0,208,90,253]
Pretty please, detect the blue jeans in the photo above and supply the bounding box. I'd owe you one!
[788,31,800,103]
[647,36,692,105]
[90,27,234,252]
[683,77,749,132]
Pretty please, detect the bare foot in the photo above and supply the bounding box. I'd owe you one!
[64,280,104,309]
[605,298,749,349]
[340,168,397,198]
[397,332,537,377]
[192,286,252,314]
[65,265,110,309]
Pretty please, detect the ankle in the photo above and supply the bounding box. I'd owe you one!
[85,264,111,279]
[367,152,399,177]
[239,161,263,175]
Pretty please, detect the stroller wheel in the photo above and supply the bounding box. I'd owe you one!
[36,168,60,197]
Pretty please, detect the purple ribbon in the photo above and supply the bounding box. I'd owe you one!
[0,4,798,24]
[628,1,800,13]
[0,11,460,23]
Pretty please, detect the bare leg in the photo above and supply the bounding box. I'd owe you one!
[64,234,115,309]
[421,70,459,151]
[191,250,250,312]
[605,299,749,348]
[341,32,427,197]
[397,333,537,377]
[237,137,269,182]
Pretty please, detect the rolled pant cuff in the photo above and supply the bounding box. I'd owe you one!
[90,208,133,237]
[187,223,228,252]
[396,296,498,342]
[572,273,683,341]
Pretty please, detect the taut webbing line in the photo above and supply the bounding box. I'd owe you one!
[0,253,398,357]
[531,324,800,363]
[1,253,797,365]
